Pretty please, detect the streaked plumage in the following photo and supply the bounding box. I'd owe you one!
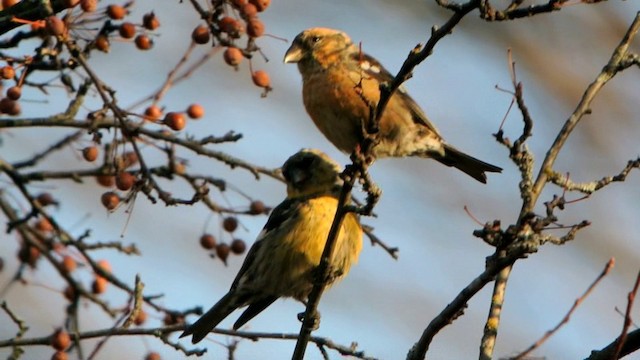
[180,149,362,344]
[284,27,502,183]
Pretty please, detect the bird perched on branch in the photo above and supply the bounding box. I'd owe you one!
[180,149,363,344]
[284,27,502,183]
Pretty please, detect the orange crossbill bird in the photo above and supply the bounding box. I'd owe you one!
[284,27,502,183]
[180,149,363,344]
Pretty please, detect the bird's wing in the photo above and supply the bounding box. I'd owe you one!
[229,197,303,290]
[350,51,443,137]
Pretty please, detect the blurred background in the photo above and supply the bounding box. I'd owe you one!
[1,1,639,359]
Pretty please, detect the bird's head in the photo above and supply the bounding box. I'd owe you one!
[281,149,342,197]
[283,28,353,70]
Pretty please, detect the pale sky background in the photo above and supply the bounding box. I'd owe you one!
[1,1,639,359]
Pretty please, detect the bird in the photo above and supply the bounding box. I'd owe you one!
[283,27,502,183]
[180,149,363,344]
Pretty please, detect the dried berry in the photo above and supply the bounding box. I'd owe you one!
[97,259,112,274]
[241,3,258,18]
[52,351,68,360]
[133,309,147,325]
[92,276,107,294]
[222,216,238,232]
[122,151,139,168]
[45,16,66,36]
[18,244,40,267]
[80,0,97,12]
[119,22,136,39]
[0,98,20,116]
[95,35,110,52]
[200,234,216,249]
[106,4,126,20]
[101,191,120,210]
[223,47,243,67]
[216,243,230,264]
[230,239,246,255]
[0,65,15,80]
[135,34,153,50]
[144,105,162,121]
[82,146,98,162]
[247,19,264,38]
[34,217,53,232]
[145,352,161,360]
[6,86,21,100]
[143,12,160,30]
[218,17,244,37]
[96,175,115,187]
[164,112,186,131]
[251,70,270,88]
[249,0,270,12]
[191,25,210,44]
[36,193,56,207]
[186,104,204,119]
[62,256,77,273]
[249,200,266,214]
[116,172,135,191]
[51,328,70,351]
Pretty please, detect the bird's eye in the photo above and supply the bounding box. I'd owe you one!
[311,36,321,43]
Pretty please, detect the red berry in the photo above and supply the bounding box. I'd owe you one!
[119,22,136,39]
[143,12,160,30]
[101,191,120,210]
[230,239,246,255]
[36,192,56,206]
[6,86,21,100]
[251,70,270,88]
[35,218,54,232]
[51,328,70,351]
[199,234,217,249]
[144,105,162,121]
[135,34,153,50]
[62,256,77,273]
[186,104,204,119]
[133,309,147,325]
[222,216,238,232]
[145,352,161,360]
[82,146,98,162]
[96,175,115,187]
[216,243,230,264]
[115,172,135,191]
[95,35,110,52]
[247,19,264,38]
[191,25,210,44]
[52,351,68,360]
[249,0,270,12]
[80,0,97,12]
[106,4,126,20]
[223,47,243,67]
[249,200,266,214]
[45,16,66,36]
[0,98,20,115]
[241,3,258,18]
[92,277,108,294]
[164,112,186,131]
[0,65,15,80]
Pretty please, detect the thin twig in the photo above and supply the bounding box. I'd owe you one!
[612,269,640,359]
[511,258,615,360]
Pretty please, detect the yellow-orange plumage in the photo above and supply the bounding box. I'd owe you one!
[180,149,362,344]
[284,27,502,183]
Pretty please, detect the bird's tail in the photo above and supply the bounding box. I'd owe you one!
[435,144,502,184]
[180,292,238,344]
